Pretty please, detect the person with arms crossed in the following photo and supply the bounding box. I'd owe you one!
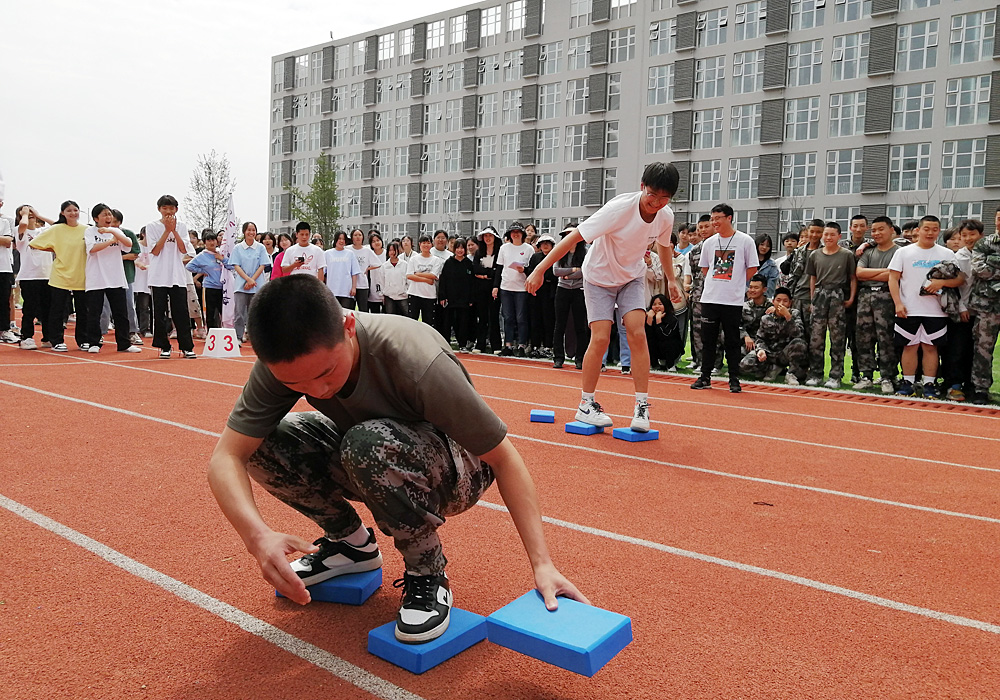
[804,222,857,389]
[853,216,900,394]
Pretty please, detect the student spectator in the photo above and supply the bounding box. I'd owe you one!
[739,287,807,383]
[805,222,857,388]
[96,209,142,346]
[686,214,713,371]
[311,232,325,248]
[380,240,409,317]
[82,203,139,354]
[840,215,870,384]
[691,203,758,393]
[753,233,780,298]
[899,220,919,245]
[472,227,502,354]
[552,225,589,370]
[740,275,770,367]
[349,229,380,312]
[524,223,539,248]
[186,231,225,328]
[889,215,964,397]
[840,214,870,254]
[645,293,683,370]
[788,219,824,329]
[283,222,326,281]
[399,234,415,263]
[14,205,53,349]
[943,228,963,253]
[967,208,1000,404]
[438,238,476,352]
[367,231,386,314]
[188,230,204,255]
[133,228,152,338]
[495,223,534,357]
[675,223,693,256]
[430,229,453,261]
[525,235,557,358]
[144,195,197,359]
[0,199,13,343]
[260,232,276,277]
[225,222,270,343]
[854,216,900,393]
[29,200,90,352]
[270,232,293,280]
[406,235,444,328]
[323,231,361,309]
[666,235,690,353]
[943,219,983,401]
[773,232,799,272]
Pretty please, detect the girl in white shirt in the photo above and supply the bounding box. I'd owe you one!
[14,205,55,349]
[367,231,387,314]
[494,223,534,357]
[380,240,409,317]
[84,203,141,353]
[406,235,444,327]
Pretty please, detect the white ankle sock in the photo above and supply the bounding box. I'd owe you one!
[635,392,648,403]
[581,392,595,404]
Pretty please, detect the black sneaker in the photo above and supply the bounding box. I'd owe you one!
[499,346,513,357]
[553,359,564,369]
[923,381,938,398]
[896,380,915,397]
[516,346,526,358]
[290,528,383,586]
[393,572,452,643]
[971,391,990,405]
[729,377,742,393]
[621,366,631,375]
[574,360,583,370]
[690,376,712,390]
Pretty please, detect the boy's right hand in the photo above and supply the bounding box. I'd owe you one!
[248,530,319,605]
[525,269,543,295]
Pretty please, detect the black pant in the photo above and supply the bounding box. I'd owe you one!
[135,291,152,335]
[944,317,974,389]
[0,272,13,328]
[384,297,408,316]
[446,304,474,347]
[152,285,194,352]
[647,316,684,369]
[336,296,356,310]
[529,284,556,349]
[474,292,501,351]
[553,286,589,363]
[204,287,223,328]
[19,279,52,342]
[354,288,370,312]
[48,286,88,347]
[368,301,383,314]
[86,287,131,350]
[700,302,742,379]
[408,295,437,328]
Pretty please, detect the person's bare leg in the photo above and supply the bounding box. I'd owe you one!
[623,309,649,394]
[581,320,612,393]
[900,344,918,375]
[920,344,939,377]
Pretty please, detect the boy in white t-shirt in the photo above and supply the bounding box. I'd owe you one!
[283,222,326,281]
[83,203,141,354]
[526,163,682,431]
[888,215,964,397]
[145,194,197,359]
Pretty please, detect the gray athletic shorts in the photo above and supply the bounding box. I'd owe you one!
[583,277,646,323]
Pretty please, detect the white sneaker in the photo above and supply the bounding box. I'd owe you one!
[0,330,18,343]
[19,338,37,350]
[575,398,613,427]
[824,378,841,389]
[120,346,142,353]
[630,400,651,432]
[853,378,874,390]
[805,378,820,387]
[88,345,101,354]
[52,343,69,352]
[785,374,800,386]
[881,379,895,394]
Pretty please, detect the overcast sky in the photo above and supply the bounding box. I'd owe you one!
[0,0,459,229]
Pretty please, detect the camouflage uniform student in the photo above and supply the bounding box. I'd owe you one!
[968,208,1000,404]
[943,219,983,401]
[685,215,711,369]
[739,274,770,366]
[839,214,871,382]
[853,216,900,393]
[739,286,807,383]
[805,222,857,388]
[789,219,824,329]
[208,275,588,644]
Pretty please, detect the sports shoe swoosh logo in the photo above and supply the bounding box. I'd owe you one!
[579,408,591,414]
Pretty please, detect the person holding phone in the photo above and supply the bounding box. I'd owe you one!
[283,222,326,282]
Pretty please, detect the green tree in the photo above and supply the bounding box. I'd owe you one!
[287,154,340,247]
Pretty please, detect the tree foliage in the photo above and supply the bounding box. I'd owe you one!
[184,150,236,233]
[287,155,340,246]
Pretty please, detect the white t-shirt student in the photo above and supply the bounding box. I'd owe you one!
[368,248,387,302]
[698,231,758,306]
[324,247,361,297]
[144,220,194,288]
[381,258,409,300]
[288,242,326,277]
[406,253,444,299]
[888,243,957,318]
[0,217,13,273]
[496,241,534,291]
[351,245,381,290]
[578,192,674,288]
[83,226,129,291]
[15,226,53,281]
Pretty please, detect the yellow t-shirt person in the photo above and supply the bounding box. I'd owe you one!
[29,223,87,290]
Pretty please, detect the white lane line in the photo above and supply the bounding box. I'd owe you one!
[5,378,999,637]
[0,495,425,700]
[475,500,1000,636]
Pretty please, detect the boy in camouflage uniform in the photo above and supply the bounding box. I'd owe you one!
[968,208,1000,405]
[805,222,857,388]
[853,216,900,393]
[739,275,771,366]
[739,287,807,382]
[686,215,712,370]
[208,275,587,644]
[789,220,825,328]
[839,214,871,383]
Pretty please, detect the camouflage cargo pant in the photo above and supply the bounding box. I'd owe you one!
[246,412,495,576]
[792,298,812,374]
[855,287,898,380]
[809,287,847,380]
[971,311,1000,393]
[738,339,807,379]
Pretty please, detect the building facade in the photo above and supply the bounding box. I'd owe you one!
[268,0,1000,240]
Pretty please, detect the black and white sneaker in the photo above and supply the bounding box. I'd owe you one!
[290,528,383,586]
[393,572,452,644]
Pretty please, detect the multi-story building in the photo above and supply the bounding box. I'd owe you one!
[268,0,1000,240]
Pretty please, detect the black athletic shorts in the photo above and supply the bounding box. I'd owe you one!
[893,315,948,348]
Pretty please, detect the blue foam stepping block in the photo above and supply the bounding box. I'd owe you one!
[486,590,632,677]
[612,427,659,442]
[368,608,488,674]
[565,421,604,435]
[530,409,556,423]
[276,568,382,605]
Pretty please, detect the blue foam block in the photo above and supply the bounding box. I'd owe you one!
[368,608,488,674]
[564,421,604,435]
[530,409,556,423]
[612,427,660,442]
[276,568,382,605]
[486,590,632,677]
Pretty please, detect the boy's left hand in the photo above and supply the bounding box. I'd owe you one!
[533,562,591,611]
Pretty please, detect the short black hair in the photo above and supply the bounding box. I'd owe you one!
[156,195,179,208]
[782,232,800,243]
[111,209,124,224]
[710,203,734,219]
[203,231,219,242]
[295,221,311,232]
[248,275,346,364]
[824,221,842,233]
[959,219,984,234]
[808,218,825,229]
[91,203,112,220]
[640,162,680,196]
[919,215,941,226]
[749,274,767,286]
[333,231,349,246]
[434,229,448,238]
[418,234,432,244]
[872,216,894,228]
[698,214,711,223]
[902,220,919,232]
[850,214,868,224]
[774,286,792,300]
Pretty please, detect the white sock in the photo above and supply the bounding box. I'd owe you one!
[635,392,649,403]
[339,524,371,547]
[581,391,595,404]
[903,375,915,383]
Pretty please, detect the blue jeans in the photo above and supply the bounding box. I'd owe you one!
[603,307,632,367]
[500,290,529,346]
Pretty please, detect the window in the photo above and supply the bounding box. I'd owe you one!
[734,1,765,41]
[446,62,463,92]
[272,98,283,124]
[422,143,441,175]
[344,188,361,218]
[605,121,619,158]
[785,97,821,141]
[691,160,722,201]
[309,91,322,117]
[537,128,560,164]
[332,85,346,112]
[648,65,674,105]
[449,15,466,53]
[829,91,866,137]
[378,34,395,70]
[950,10,996,65]
[897,21,938,72]
[507,0,526,42]
[334,119,348,148]
[348,117,361,146]
[733,50,763,94]
[347,152,362,181]
[422,182,440,214]
[538,83,563,120]
[889,143,932,191]
[350,82,362,110]
[395,107,410,139]
[728,157,759,199]
[610,27,636,63]
[352,41,365,77]
[646,114,672,154]
[788,40,823,87]
[651,0,674,9]
[372,187,389,217]
[695,56,725,99]
[900,0,938,8]
[476,178,496,212]
[826,149,863,195]
[398,28,414,67]
[444,182,459,213]
[271,60,283,93]
[374,110,391,142]
[334,46,349,80]
[567,79,588,116]
[295,55,308,88]
[540,42,564,76]
[946,76,991,127]
[730,104,761,146]
[824,206,861,232]
[612,0,638,19]
[604,168,618,202]
[293,125,307,153]
[571,0,592,28]
[835,0,871,23]
[423,68,440,96]
[444,140,461,172]
[478,93,498,128]
[499,176,518,210]
[568,36,590,70]
[790,0,825,31]
[892,82,934,131]
[504,50,523,81]
[503,89,523,124]
[270,162,281,189]
[501,132,521,166]
[608,74,622,111]
[428,20,446,59]
[697,8,728,47]
[650,18,677,56]
[393,184,408,216]
[290,94,303,119]
[535,173,559,209]
[886,204,926,221]
[477,136,498,169]
[832,32,869,81]
[309,122,321,151]
[694,108,724,149]
[566,124,588,161]
[395,147,408,177]
[445,99,462,132]
[482,5,502,47]
[940,202,983,229]
[310,51,323,85]
[270,194,282,223]
[781,152,818,197]
[734,211,757,235]
[374,148,392,178]
[478,55,501,86]
[564,171,587,208]
[941,139,987,189]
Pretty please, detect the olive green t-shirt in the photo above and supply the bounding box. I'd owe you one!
[227,312,508,457]
[805,247,856,290]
